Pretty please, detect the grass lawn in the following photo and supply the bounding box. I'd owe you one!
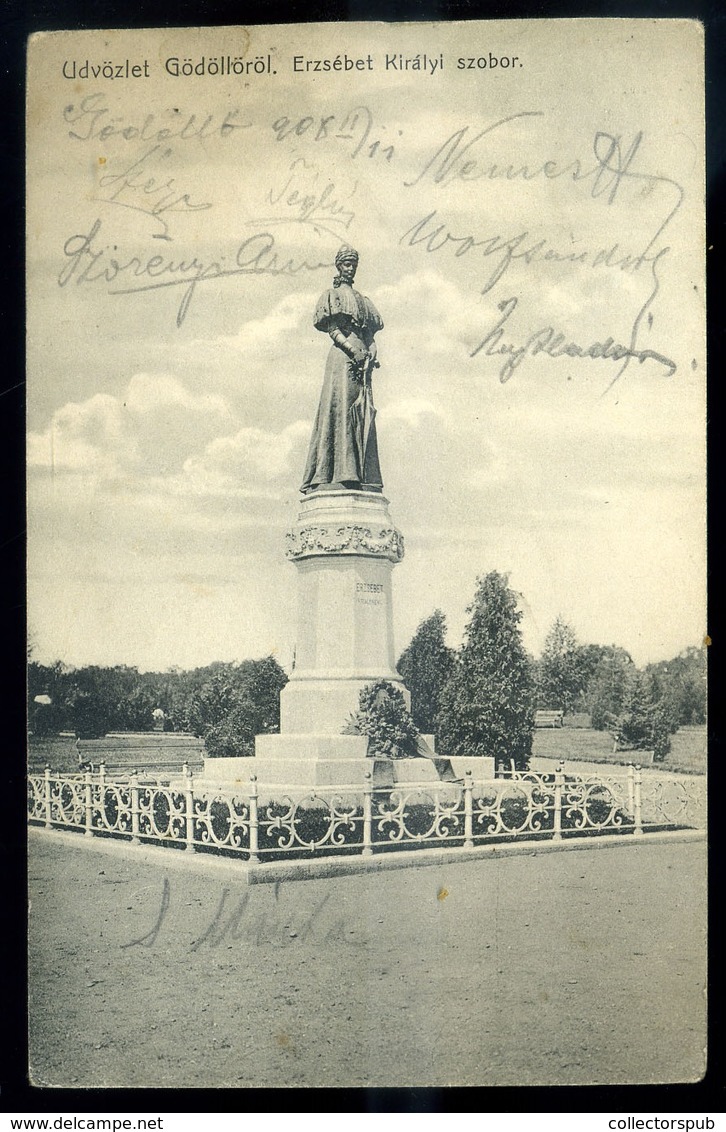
[533,726,706,776]
[30,726,707,777]
[28,734,80,775]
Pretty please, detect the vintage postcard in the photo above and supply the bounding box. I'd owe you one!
[27,20,706,1088]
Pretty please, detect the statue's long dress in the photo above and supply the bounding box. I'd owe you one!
[301,283,384,492]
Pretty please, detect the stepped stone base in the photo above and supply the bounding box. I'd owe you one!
[253,733,370,788]
[448,756,496,780]
[201,736,457,793]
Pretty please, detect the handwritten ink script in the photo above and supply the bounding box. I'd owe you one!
[94,144,213,240]
[64,92,250,144]
[121,876,171,948]
[58,219,332,326]
[41,26,699,392]
[271,105,395,161]
[249,157,358,240]
[400,118,684,388]
[471,296,677,385]
[120,879,368,950]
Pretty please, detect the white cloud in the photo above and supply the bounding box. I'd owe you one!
[28,372,236,479]
[27,393,128,474]
[181,419,311,494]
[204,291,316,355]
[384,397,445,429]
[124,372,231,418]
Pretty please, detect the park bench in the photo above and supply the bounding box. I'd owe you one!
[77,733,205,779]
[534,710,564,728]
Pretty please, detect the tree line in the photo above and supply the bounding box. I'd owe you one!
[398,592,706,767]
[27,655,288,757]
[29,572,706,767]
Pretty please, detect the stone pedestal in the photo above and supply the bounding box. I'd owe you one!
[448,756,496,780]
[252,488,407,787]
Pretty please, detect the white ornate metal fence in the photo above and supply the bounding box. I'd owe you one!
[27,763,705,863]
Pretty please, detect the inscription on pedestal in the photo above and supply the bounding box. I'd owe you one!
[356,581,384,607]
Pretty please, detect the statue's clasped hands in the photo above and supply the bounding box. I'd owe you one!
[331,331,379,375]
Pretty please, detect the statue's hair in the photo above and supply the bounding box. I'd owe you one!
[333,244,359,286]
[335,244,359,268]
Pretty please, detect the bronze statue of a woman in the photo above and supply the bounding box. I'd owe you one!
[301,245,384,494]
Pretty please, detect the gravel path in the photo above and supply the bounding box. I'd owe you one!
[28,831,706,1088]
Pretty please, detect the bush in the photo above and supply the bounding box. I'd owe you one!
[67,690,110,739]
[204,698,259,758]
[30,702,62,737]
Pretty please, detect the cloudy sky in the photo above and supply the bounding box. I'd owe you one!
[27,20,706,672]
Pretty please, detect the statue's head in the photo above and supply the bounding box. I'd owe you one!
[334,244,359,286]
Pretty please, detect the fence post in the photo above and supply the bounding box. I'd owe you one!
[552,762,564,841]
[362,771,373,857]
[627,763,635,818]
[130,771,140,845]
[184,764,195,852]
[44,766,52,829]
[98,763,106,828]
[463,770,473,849]
[633,765,643,837]
[249,776,260,864]
[84,769,94,837]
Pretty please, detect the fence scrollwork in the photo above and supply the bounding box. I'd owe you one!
[374,786,462,844]
[260,793,362,853]
[194,793,251,851]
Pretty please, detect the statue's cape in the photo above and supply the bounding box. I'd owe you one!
[313,284,384,334]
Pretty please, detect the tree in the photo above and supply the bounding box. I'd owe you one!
[203,696,260,758]
[27,660,69,734]
[184,656,289,757]
[586,646,635,730]
[29,700,62,737]
[26,654,290,751]
[644,646,707,728]
[570,644,610,712]
[112,679,157,732]
[65,686,111,739]
[537,617,582,714]
[649,702,673,763]
[613,672,672,762]
[437,572,535,772]
[397,610,455,733]
[236,656,289,735]
[644,668,680,734]
[185,670,242,737]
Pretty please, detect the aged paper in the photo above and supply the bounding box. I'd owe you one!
[27,21,706,1088]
